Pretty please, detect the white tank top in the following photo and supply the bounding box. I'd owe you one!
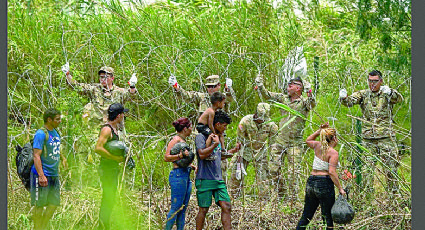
[312,155,339,171]
[312,155,330,171]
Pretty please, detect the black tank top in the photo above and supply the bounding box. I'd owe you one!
[102,123,119,142]
[99,124,120,168]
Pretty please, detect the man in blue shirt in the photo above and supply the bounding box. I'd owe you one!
[195,110,240,230]
[30,108,67,230]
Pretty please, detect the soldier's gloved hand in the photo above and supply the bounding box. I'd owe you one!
[61,62,69,75]
[381,85,391,95]
[241,162,247,176]
[168,75,178,89]
[236,162,242,180]
[255,74,263,87]
[128,73,137,87]
[303,82,311,92]
[225,77,233,88]
[339,88,347,99]
[304,82,313,97]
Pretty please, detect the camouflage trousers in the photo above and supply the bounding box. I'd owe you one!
[269,143,306,199]
[228,149,269,198]
[361,137,400,195]
[221,159,229,183]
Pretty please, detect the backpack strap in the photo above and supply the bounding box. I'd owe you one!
[40,127,54,158]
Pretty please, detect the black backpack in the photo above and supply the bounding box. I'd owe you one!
[15,127,52,191]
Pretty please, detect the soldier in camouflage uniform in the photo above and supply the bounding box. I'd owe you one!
[255,75,316,199]
[63,65,138,162]
[339,70,403,194]
[168,74,236,181]
[228,103,278,198]
[168,75,234,116]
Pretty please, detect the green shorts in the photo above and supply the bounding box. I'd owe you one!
[195,179,230,207]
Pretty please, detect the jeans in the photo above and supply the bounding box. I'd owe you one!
[296,175,335,230]
[165,167,192,230]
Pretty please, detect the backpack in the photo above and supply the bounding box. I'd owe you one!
[15,127,53,191]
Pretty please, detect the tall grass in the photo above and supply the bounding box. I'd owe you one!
[8,0,410,229]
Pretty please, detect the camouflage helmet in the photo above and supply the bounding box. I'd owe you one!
[255,103,271,121]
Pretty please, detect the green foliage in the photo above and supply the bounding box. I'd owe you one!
[8,0,410,229]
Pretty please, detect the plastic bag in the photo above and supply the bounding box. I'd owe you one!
[170,142,195,168]
[331,188,355,224]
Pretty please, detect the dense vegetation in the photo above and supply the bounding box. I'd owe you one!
[8,0,411,229]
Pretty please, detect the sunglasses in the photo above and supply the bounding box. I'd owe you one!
[289,82,303,87]
[207,84,218,89]
[368,79,381,83]
[99,74,112,79]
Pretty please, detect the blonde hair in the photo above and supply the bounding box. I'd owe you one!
[320,128,337,159]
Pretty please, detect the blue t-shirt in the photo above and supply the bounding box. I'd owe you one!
[31,128,61,177]
[195,134,222,180]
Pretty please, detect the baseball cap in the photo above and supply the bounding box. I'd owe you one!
[288,77,303,87]
[108,103,129,116]
[255,103,270,121]
[98,66,115,75]
[205,75,220,86]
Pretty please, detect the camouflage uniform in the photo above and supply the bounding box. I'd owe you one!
[175,75,235,181]
[68,70,135,162]
[228,103,278,198]
[257,84,316,198]
[341,88,403,194]
[72,83,133,126]
[175,83,234,114]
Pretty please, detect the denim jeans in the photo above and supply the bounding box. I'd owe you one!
[296,175,335,230]
[165,167,192,230]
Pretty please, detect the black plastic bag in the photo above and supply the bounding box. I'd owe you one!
[170,142,195,168]
[331,188,355,224]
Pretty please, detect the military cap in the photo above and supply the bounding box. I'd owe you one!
[255,103,271,121]
[205,75,220,86]
[289,76,303,86]
[98,66,115,75]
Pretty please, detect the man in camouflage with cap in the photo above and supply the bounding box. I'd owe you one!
[255,75,316,199]
[228,103,278,199]
[62,64,138,161]
[63,65,138,125]
[168,75,235,115]
[339,70,403,195]
[168,74,236,180]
